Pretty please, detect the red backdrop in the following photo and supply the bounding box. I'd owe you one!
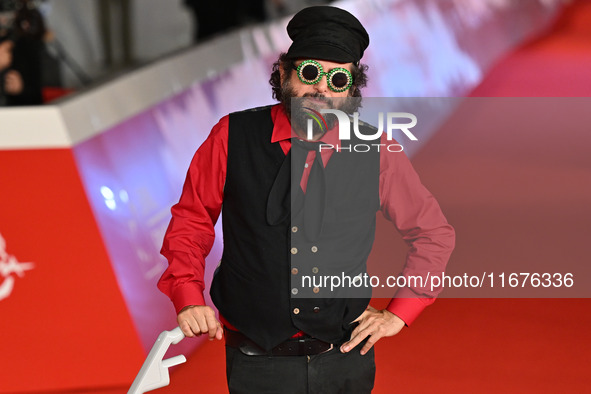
[0,149,144,392]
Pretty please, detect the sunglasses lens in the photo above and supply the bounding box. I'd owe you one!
[331,71,349,88]
[301,64,319,82]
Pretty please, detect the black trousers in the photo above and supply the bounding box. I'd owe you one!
[225,342,375,394]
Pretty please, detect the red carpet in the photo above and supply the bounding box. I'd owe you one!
[156,2,591,393]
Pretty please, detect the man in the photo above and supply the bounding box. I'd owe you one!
[3,3,45,106]
[159,6,455,393]
[0,37,23,107]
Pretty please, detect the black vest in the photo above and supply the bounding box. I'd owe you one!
[211,105,380,350]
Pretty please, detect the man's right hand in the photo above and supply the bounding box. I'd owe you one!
[177,305,223,340]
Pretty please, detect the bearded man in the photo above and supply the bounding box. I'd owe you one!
[158,5,455,393]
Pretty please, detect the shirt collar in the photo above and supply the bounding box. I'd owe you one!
[271,104,292,143]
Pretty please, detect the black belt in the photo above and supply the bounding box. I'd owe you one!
[224,328,334,356]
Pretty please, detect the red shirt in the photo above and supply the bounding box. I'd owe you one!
[158,104,455,327]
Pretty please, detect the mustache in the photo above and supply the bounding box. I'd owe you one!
[302,93,334,107]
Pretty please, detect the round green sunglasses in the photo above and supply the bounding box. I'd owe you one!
[294,60,353,93]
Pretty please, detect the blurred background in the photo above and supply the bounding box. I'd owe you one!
[1,0,590,393]
[0,0,337,105]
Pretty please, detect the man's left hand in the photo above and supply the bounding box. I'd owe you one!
[340,306,405,355]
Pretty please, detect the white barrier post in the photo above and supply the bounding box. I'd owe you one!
[128,327,186,394]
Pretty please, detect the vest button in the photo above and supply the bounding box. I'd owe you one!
[313,287,320,294]
[313,307,320,313]
[311,246,318,253]
[291,226,298,233]
[291,288,299,295]
[290,247,298,255]
[291,268,299,275]
[312,267,319,274]
[293,308,300,315]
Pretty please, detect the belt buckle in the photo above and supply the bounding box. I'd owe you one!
[239,341,269,356]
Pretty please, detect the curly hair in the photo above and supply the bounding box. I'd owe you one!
[269,52,369,102]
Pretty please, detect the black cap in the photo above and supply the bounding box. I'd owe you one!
[286,6,369,64]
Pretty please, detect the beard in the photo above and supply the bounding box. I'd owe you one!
[280,77,361,140]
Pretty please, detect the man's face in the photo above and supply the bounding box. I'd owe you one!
[281,58,355,139]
